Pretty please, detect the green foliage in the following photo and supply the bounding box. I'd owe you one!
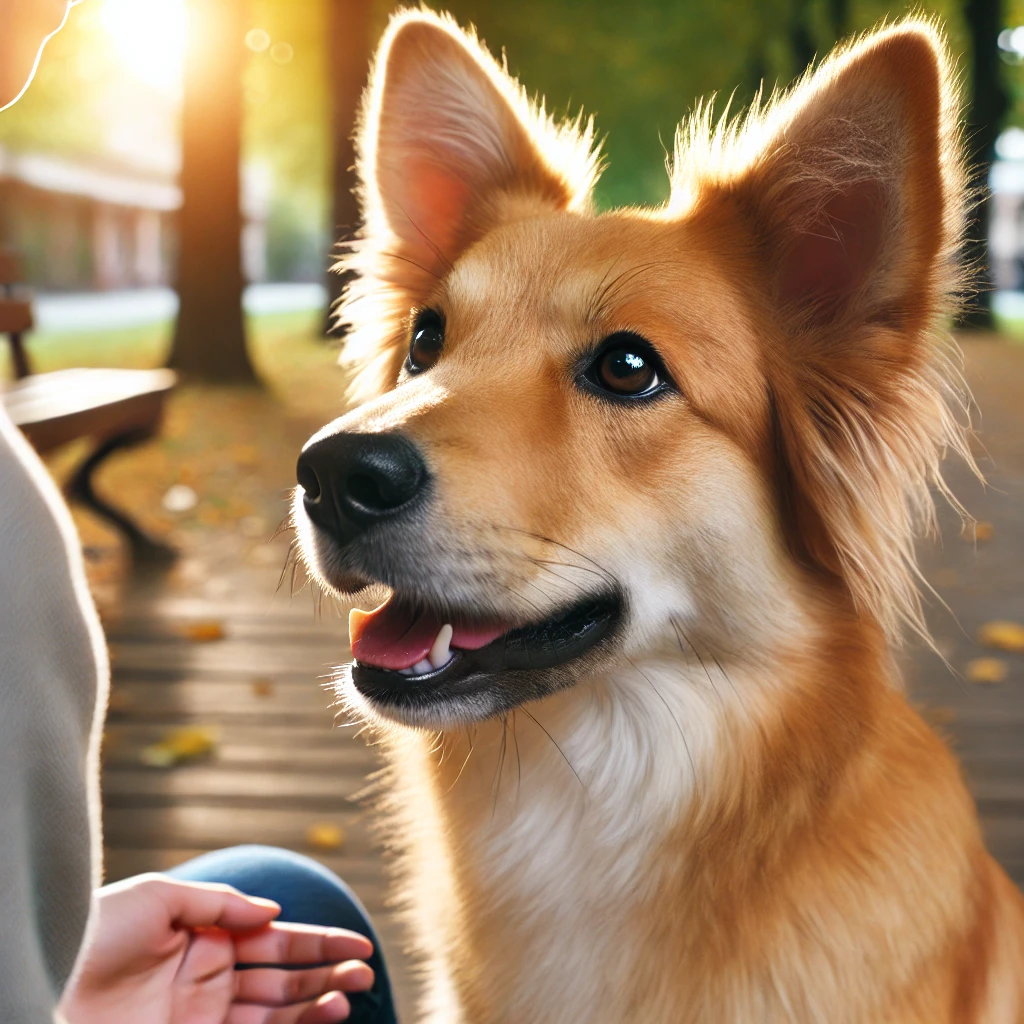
[244,0,330,210]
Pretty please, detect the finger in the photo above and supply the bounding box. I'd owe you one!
[234,923,373,966]
[227,990,351,1024]
[235,961,374,1005]
[140,876,281,932]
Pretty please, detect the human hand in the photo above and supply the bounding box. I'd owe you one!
[57,873,375,1024]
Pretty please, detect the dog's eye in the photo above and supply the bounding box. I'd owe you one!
[587,334,664,398]
[407,311,445,373]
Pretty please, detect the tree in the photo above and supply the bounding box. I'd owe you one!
[323,0,373,336]
[169,0,257,382]
[962,0,1008,328]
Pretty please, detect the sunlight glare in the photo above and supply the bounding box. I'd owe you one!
[100,0,187,96]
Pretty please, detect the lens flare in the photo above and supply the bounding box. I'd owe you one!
[100,0,187,96]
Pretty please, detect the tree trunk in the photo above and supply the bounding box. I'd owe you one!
[961,0,1008,329]
[169,0,256,382]
[322,0,373,338]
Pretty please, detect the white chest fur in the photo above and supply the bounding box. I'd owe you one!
[392,658,745,1024]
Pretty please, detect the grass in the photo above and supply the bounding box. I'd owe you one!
[7,309,348,414]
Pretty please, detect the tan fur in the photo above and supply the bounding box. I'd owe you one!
[305,10,1024,1022]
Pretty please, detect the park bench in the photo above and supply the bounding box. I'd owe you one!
[0,250,178,565]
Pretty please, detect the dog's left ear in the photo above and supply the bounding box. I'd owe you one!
[706,22,964,334]
[684,22,970,642]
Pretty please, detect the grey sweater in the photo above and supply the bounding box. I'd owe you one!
[0,404,107,1022]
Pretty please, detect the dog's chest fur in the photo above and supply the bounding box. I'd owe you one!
[388,660,747,1024]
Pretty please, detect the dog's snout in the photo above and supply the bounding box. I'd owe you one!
[297,432,428,543]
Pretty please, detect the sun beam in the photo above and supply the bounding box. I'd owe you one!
[100,0,187,96]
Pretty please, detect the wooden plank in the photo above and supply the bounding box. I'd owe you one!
[102,727,380,771]
[103,805,378,854]
[102,766,366,806]
[110,642,346,677]
[108,616,350,644]
[106,678,341,720]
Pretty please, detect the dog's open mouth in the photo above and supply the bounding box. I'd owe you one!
[347,591,621,720]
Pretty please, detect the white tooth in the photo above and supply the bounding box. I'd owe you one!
[428,624,454,670]
[413,658,433,675]
[399,667,415,676]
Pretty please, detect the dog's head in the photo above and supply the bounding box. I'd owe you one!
[295,12,969,729]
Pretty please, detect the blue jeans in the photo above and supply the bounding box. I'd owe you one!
[168,845,399,1024]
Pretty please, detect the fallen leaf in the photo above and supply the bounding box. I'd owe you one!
[931,569,960,589]
[252,678,274,697]
[962,520,994,543]
[977,621,1024,653]
[306,822,345,851]
[182,621,226,643]
[965,658,1009,684]
[927,706,957,725]
[140,726,219,767]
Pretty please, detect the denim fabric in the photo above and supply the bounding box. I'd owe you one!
[168,844,399,1024]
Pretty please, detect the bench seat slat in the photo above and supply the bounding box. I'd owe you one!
[1,367,177,452]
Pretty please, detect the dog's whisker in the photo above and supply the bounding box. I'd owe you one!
[446,729,477,794]
[520,707,587,797]
[669,616,726,709]
[626,655,698,792]
[492,714,510,816]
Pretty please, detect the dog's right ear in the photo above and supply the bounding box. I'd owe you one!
[338,10,599,400]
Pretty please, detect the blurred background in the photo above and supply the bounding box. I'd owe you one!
[1,1,1022,1017]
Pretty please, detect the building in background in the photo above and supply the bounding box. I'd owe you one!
[0,147,270,292]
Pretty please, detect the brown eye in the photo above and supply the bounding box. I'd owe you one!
[407,312,444,373]
[595,344,660,396]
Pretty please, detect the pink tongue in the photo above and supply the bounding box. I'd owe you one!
[349,597,507,670]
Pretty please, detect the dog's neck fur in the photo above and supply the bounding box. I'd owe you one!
[375,609,982,1024]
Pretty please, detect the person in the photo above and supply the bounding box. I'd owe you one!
[0,4,399,1021]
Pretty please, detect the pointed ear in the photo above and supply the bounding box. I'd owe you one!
[688,22,964,332]
[363,10,597,278]
[338,9,598,400]
[679,23,971,643]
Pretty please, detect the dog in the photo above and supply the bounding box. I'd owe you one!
[294,10,1024,1021]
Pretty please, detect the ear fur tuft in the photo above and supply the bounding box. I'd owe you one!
[673,17,977,646]
[334,7,601,403]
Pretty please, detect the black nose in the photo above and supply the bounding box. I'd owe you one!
[296,432,428,544]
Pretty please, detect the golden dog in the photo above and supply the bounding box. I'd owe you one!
[295,10,1024,1021]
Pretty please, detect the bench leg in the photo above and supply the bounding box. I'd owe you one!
[68,430,177,568]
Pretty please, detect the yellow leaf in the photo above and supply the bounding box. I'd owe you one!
[183,621,226,643]
[252,678,274,697]
[306,822,345,851]
[977,621,1024,653]
[140,726,218,767]
[965,658,1009,684]
[962,521,994,543]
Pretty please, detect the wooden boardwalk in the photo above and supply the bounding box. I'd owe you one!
[99,552,416,1016]
[99,337,1023,1024]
